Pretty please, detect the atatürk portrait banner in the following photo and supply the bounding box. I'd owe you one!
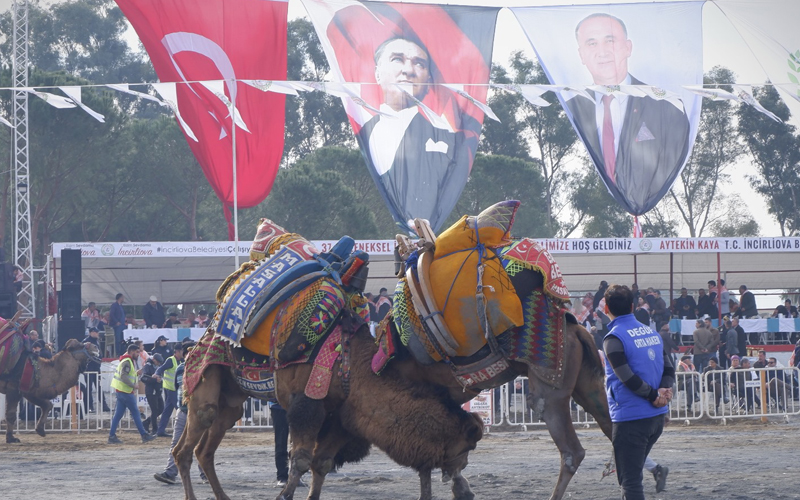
[303,0,500,233]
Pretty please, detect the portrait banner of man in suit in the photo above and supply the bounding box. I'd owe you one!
[302,0,499,233]
[512,3,703,215]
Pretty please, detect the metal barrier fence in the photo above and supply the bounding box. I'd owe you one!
[1,371,274,434]
[4,369,798,434]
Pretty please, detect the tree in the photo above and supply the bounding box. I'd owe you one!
[449,154,554,237]
[737,85,800,236]
[569,169,632,238]
[479,53,579,236]
[260,148,379,239]
[283,19,354,164]
[668,66,744,237]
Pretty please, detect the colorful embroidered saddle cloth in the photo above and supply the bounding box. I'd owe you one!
[391,201,572,389]
[213,219,369,357]
[0,315,36,391]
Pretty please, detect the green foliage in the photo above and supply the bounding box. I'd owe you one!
[448,154,554,237]
[570,169,632,238]
[736,85,800,236]
[668,66,744,237]
[259,147,379,239]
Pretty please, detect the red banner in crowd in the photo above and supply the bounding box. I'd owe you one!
[116,0,288,237]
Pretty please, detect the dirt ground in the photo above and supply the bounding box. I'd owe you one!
[0,419,797,500]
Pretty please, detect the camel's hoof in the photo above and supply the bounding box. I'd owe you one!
[36,428,46,437]
[453,492,475,500]
[6,436,20,444]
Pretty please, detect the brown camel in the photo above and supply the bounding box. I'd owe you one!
[173,319,482,500]
[1,338,101,443]
[273,313,484,500]
[388,266,613,500]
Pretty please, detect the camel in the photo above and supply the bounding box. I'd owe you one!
[173,317,483,500]
[273,312,484,500]
[1,338,101,443]
[390,267,613,500]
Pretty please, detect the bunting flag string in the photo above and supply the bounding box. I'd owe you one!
[150,82,199,141]
[7,80,793,130]
[58,86,105,123]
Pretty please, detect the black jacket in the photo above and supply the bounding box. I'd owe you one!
[143,302,166,328]
[140,359,162,389]
[81,335,102,371]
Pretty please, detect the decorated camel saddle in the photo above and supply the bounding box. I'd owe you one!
[374,200,572,389]
[0,312,39,392]
[183,218,370,402]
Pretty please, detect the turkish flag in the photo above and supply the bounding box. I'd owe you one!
[116,0,287,235]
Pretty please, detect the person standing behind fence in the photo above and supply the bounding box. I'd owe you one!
[153,344,184,437]
[677,355,698,412]
[81,327,102,413]
[692,320,713,372]
[110,293,126,354]
[270,401,291,487]
[602,284,674,500]
[108,344,156,444]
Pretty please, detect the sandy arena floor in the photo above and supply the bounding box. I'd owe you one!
[0,419,797,500]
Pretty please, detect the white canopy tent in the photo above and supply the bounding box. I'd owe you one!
[51,236,800,309]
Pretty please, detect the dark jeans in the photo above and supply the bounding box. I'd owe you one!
[270,405,289,481]
[156,389,178,435]
[143,386,163,432]
[694,353,711,373]
[612,414,665,500]
[113,325,125,354]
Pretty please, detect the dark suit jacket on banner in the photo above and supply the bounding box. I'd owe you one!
[357,111,475,230]
[567,76,691,214]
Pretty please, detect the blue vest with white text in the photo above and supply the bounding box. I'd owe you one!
[604,314,668,422]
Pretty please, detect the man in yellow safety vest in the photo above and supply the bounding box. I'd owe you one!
[109,344,157,444]
[153,343,185,437]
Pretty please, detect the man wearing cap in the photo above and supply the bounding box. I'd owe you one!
[140,353,164,434]
[82,327,103,412]
[153,343,185,437]
[164,312,181,329]
[151,336,173,360]
[108,344,156,444]
[143,296,166,329]
[196,310,210,328]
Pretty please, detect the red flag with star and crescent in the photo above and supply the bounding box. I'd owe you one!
[116,0,288,237]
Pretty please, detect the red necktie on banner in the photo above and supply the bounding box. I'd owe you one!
[602,94,616,184]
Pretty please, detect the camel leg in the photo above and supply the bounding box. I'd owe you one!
[195,402,242,500]
[306,417,357,500]
[571,378,612,441]
[25,394,54,438]
[5,389,21,443]
[449,468,475,500]
[278,394,326,500]
[537,394,585,500]
[418,468,432,500]
[175,365,224,500]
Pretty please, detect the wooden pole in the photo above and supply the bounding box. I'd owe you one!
[70,385,77,432]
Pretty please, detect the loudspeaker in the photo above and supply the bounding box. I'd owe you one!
[60,283,82,320]
[61,249,81,285]
[58,319,86,349]
[0,290,16,318]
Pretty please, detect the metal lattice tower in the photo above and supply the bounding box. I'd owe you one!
[12,0,34,319]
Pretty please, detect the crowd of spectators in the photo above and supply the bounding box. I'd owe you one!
[576,279,799,348]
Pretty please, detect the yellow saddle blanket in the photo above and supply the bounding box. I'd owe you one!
[426,200,523,358]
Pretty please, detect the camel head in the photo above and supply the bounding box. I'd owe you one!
[61,338,102,370]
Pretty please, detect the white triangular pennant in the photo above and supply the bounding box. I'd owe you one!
[442,83,499,122]
[307,81,391,117]
[241,80,303,96]
[395,83,453,131]
[0,115,14,128]
[683,85,739,101]
[106,84,163,103]
[59,86,105,123]
[197,80,250,134]
[22,88,76,109]
[733,85,782,122]
[151,82,199,142]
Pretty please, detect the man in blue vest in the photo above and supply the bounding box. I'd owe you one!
[603,284,674,500]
